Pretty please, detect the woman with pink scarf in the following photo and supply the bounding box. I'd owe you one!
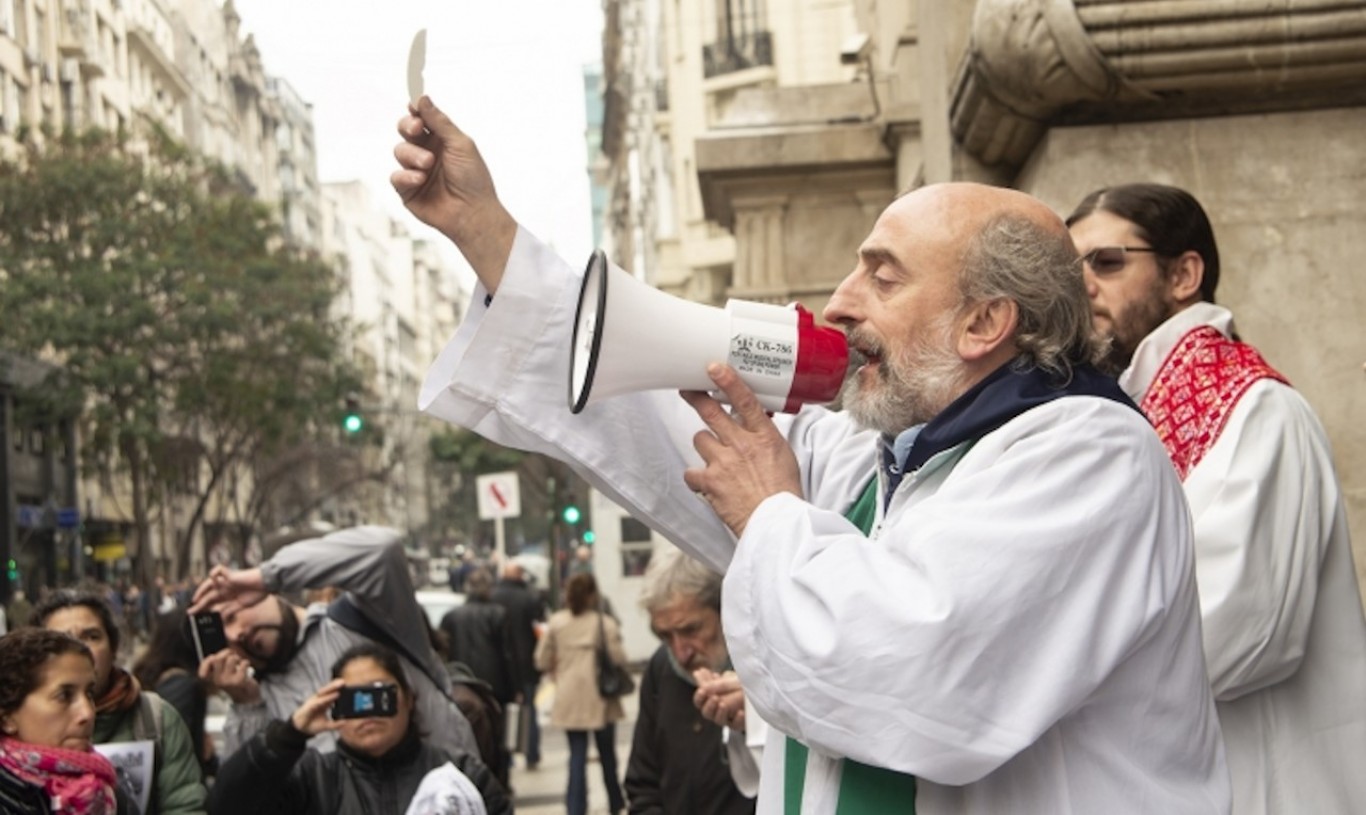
[0,628,133,814]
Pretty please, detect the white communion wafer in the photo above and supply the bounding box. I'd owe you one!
[407,28,427,104]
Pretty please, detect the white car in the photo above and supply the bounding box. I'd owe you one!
[416,589,466,628]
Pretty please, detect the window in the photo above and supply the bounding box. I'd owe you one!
[704,0,772,78]
[620,517,653,577]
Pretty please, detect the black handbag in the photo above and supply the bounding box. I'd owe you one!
[595,611,636,698]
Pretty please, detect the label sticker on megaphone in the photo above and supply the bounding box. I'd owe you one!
[570,250,848,414]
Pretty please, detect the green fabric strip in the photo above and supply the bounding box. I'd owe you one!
[836,760,918,814]
[784,475,917,813]
[785,733,809,815]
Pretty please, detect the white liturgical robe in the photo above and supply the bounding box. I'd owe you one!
[1123,303,1366,815]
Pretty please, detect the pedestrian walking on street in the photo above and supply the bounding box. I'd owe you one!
[535,573,627,815]
[440,567,516,790]
[491,561,547,770]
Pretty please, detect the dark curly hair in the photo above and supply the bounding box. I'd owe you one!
[132,609,200,691]
[0,629,94,719]
[32,590,121,654]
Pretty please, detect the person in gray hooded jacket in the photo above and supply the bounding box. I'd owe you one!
[190,525,477,760]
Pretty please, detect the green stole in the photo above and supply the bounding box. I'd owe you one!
[783,475,918,814]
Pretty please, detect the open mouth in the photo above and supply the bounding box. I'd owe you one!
[848,342,881,371]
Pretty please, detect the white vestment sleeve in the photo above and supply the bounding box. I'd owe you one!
[1184,381,1334,700]
[725,698,767,798]
[419,227,737,572]
[724,397,1190,785]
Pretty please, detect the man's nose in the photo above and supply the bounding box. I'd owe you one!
[1081,265,1099,298]
[823,272,860,325]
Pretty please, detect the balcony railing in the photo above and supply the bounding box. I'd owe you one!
[703,31,773,79]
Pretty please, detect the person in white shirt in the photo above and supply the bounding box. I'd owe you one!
[1069,183,1366,814]
[392,95,1230,814]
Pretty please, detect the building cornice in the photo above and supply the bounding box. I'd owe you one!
[952,0,1366,169]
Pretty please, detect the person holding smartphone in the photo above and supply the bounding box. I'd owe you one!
[208,642,510,815]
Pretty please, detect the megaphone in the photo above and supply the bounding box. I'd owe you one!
[569,250,848,414]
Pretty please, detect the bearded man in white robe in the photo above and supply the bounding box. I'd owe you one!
[392,96,1230,815]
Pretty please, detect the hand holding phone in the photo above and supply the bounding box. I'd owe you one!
[331,683,399,720]
[189,611,229,663]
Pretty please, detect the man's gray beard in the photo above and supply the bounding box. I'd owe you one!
[843,326,966,437]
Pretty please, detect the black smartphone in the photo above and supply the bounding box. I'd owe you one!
[189,611,229,663]
[331,683,399,720]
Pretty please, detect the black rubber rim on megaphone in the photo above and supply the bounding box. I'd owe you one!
[569,250,609,414]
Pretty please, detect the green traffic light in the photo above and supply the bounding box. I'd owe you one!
[343,414,364,433]
[582,530,596,544]
[562,505,581,525]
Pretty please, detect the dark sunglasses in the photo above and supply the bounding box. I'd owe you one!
[1081,246,1158,275]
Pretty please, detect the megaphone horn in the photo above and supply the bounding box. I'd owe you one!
[569,250,848,414]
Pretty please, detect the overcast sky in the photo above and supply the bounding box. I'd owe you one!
[229,0,604,288]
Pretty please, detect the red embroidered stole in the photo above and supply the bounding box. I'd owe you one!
[1139,325,1288,480]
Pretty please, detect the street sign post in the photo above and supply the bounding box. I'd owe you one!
[476,472,521,565]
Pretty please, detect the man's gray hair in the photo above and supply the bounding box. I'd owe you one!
[959,213,1107,379]
[638,547,723,613]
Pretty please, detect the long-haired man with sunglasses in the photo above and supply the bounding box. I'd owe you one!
[1069,183,1366,814]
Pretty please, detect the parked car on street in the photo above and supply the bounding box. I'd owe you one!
[416,588,465,629]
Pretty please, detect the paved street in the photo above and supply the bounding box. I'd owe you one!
[511,677,638,814]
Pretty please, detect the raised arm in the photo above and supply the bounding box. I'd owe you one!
[392,95,516,293]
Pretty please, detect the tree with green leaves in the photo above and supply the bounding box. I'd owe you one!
[0,125,362,583]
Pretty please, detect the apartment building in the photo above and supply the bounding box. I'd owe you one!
[0,0,463,588]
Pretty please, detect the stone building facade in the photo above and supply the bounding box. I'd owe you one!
[606,0,1366,589]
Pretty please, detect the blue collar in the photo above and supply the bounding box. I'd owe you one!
[878,360,1135,504]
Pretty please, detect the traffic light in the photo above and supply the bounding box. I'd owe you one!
[342,397,364,435]
[562,505,581,525]
[582,529,596,545]
[6,559,17,581]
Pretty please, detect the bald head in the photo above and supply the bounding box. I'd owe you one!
[825,182,1101,433]
[502,562,524,581]
[891,182,1072,250]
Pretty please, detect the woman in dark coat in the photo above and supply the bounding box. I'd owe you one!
[207,642,510,815]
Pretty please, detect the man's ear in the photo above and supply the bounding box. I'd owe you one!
[1166,250,1205,304]
[957,298,1018,361]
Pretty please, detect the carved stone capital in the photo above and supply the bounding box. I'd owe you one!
[952,0,1366,169]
